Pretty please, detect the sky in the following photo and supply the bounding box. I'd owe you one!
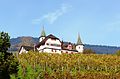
[0,0,120,46]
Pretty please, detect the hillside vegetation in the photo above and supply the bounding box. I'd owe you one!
[11,52,120,79]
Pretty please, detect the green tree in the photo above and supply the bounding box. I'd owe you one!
[83,49,96,54]
[0,31,18,79]
[0,31,10,53]
[115,50,120,56]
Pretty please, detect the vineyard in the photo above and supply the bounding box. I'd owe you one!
[11,51,120,79]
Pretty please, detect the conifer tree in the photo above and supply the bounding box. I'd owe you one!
[0,31,18,79]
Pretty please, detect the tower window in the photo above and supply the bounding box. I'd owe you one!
[46,43,49,45]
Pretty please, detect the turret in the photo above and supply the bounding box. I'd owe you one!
[39,27,46,42]
[76,33,84,53]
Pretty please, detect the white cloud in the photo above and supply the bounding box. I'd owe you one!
[32,4,72,24]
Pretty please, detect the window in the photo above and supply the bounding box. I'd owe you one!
[46,43,49,45]
[51,44,54,46]
[50,44,61,47]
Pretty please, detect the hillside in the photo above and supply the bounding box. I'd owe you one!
[9,37,120,54]
[10,37,39,51]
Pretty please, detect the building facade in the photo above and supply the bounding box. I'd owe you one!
[35,28,84,54]
[19,28,84,54]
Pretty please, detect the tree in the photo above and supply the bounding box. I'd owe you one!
[0,31,10,53]
[0,31,18,79]
[83,49,96,54]
[115,50,120,56]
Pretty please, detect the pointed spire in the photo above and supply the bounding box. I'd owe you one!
[41,26,46,37]
[77,33,83,45]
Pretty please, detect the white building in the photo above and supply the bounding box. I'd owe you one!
[35,28,84,54]
[36,34,62,54]
[19,27,84,54]
[19,46,34,54]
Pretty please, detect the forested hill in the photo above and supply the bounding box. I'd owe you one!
[84,44,120,54]
[10,37,120,54]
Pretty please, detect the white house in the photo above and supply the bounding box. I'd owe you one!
[36,34,62,54]
[35,28,84,54]
[19,27,84,54]
[19,46,34,54]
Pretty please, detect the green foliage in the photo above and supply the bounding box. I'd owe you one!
[0,52,19,79]
[0,31,10,53]
[83,49,96,54]
[0,31,18,79]
[115,50,120,56]
[14,52,120,79]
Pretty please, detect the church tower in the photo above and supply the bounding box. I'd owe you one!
[76,33,84,53]
[39,27,46,42]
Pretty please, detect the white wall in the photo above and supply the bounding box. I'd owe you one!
[61,50,78,54]
[19,47,28,54]
[37,38,62,54]
[37,45,46,50]
[76,45,84,53]
[38,38,61,50]
[43,48,61,54]
[45,38,61,49]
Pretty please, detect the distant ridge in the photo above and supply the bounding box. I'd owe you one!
[10,36,39,51]
[9,36,120,54]
[84,44,120,54]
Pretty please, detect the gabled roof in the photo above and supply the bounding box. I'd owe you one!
[47,34,59,39]
[62,41,72,47]
[19,46,34,51]
[36,34,60,47]
[61,41,76,50]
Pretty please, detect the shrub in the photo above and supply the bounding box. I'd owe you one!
[115,50,120,56]
[83,49,96,54]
